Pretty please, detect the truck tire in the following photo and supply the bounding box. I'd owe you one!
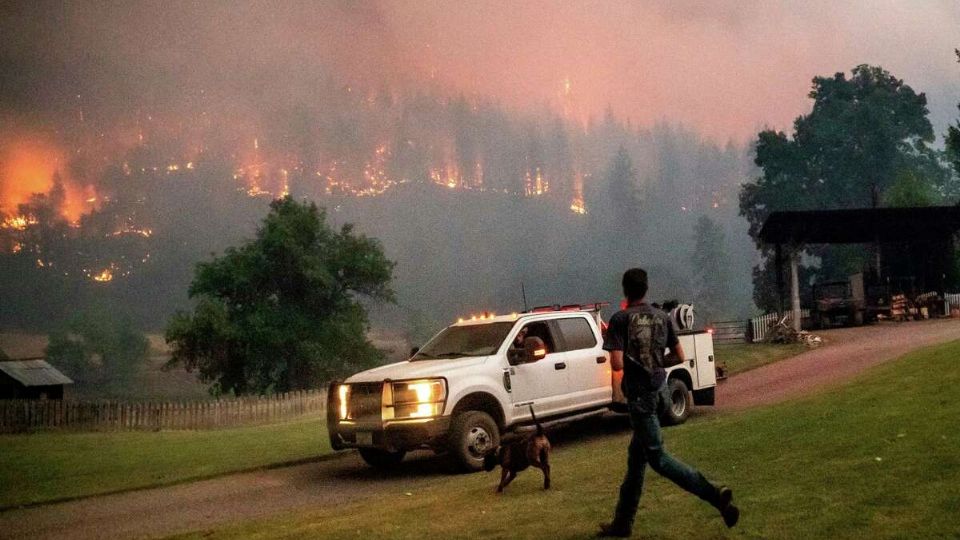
[447,411,500,472]
[661,378,692,426]
[358,448,406,469]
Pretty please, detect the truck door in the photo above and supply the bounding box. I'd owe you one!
[552,316,611,411]
[505,320,569,420]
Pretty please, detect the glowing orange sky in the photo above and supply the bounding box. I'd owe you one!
[1,1,958,156]
[382,1,960,141]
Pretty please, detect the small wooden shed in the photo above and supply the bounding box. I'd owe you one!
[0,359,74,400]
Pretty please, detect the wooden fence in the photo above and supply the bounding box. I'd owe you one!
[748,309,812,343]
[0,389,327,434]
[707,320,748,344]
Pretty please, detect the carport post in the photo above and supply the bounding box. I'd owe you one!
[775,244,784,314]
[790,249,801,333]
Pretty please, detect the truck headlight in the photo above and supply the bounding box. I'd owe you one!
[338,384,350,420]
[385,379,446,420]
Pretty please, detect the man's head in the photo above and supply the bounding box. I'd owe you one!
[622,268,648,303]
[515,326,528,345]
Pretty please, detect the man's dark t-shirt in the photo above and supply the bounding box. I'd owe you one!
[603,303,679,401]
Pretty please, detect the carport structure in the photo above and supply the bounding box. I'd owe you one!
[758,206,960,330]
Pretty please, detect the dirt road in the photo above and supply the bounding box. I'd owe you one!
[718,318,960,410]
[2,319,957,540]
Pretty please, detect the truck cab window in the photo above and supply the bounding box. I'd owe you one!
[554,317,597,351]
[518,321,557,354]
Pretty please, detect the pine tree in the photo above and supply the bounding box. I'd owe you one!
[691,216,731,320]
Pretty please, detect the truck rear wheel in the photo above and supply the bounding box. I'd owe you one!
[358,448,406,469]
[447,411,500,472]
[661,378,692,426]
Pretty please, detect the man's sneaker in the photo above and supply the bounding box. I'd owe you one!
[597,522,631,538]
[721,504,740,528]
[714,486,739,528]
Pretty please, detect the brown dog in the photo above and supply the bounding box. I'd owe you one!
[483,405,551,492]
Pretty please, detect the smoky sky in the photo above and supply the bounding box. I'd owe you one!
[1,0,959,141]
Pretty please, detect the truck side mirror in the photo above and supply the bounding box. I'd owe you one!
[523,336,547,363]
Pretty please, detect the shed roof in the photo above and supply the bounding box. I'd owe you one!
[0,360,74,387]
[759,206,960,245]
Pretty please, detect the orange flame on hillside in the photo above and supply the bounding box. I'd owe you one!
[0,138,97,222]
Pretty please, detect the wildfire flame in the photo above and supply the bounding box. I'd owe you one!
[1,215,34,230]
[91,268,113,282]
[0,138,97,223]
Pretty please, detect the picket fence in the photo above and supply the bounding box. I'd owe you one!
[749,309,811,343]
[0,388,327,434]
[946,293,960,308]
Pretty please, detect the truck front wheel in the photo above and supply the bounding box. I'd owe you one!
[447,411,500,472]
[358,448,406,469]
[661,378,692,426]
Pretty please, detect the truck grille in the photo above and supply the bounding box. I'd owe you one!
[348,382,382,423]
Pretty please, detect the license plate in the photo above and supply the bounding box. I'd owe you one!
[356,432,373,446]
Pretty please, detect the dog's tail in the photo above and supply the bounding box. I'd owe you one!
[528,404,543,436]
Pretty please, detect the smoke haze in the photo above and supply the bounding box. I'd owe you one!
[1,1,958,334]
[3,1,957,140]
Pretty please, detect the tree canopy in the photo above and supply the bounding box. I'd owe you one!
[948,49,960,177]
[740,64,956,310]
[165,197,395,395]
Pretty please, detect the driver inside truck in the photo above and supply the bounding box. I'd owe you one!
[512,322,555,354]
[512,326,529,349]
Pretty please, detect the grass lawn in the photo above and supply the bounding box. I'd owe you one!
[0,417,330,508]
[715,342,807,376]
[177,340,960,539]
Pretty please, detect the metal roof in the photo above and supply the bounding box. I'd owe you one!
[759,206,960,245]
[0,360,74,387]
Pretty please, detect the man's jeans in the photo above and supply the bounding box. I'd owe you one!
[613,388,718,528]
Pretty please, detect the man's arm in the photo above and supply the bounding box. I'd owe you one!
[664,314,684,366]
[602,312,625,370]
[609,350,624,372]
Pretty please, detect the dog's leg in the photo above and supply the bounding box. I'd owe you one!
[497,470,517,493]
[540,449,551,490]
[496,467,510,493]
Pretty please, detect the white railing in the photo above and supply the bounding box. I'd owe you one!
[945,293,960,308]
[749,309,811,343]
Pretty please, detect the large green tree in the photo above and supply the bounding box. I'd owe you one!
[740,65,950,310]
[883,170,939,208]
[165,197,395,395]
[948,49,960,176]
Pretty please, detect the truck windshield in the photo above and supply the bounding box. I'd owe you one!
[412,322,514,360]
[817,284,850,299]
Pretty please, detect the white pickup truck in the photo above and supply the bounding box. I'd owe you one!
[327,304,718,471]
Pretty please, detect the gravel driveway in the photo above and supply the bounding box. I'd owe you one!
[717,318,960,410]
[2,319,957,540]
